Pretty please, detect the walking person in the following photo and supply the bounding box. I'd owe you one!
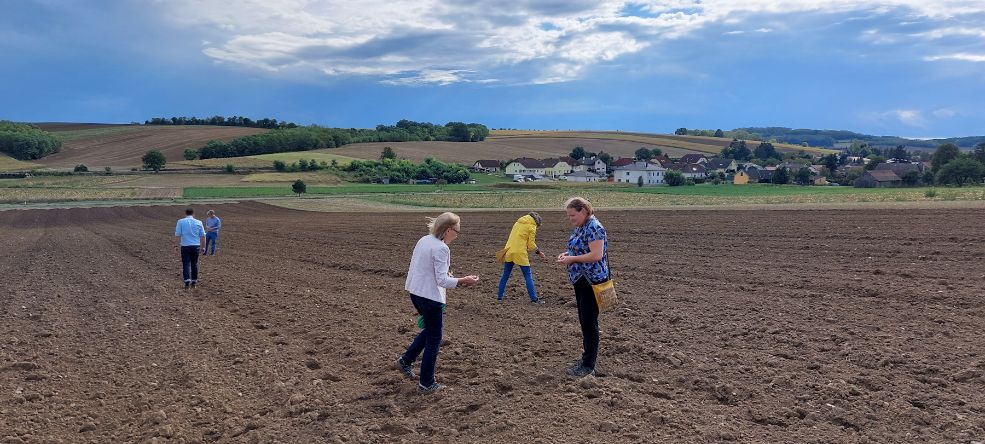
[496,212,547,304]
[174,208,206,289]
[396,212,479,394]
[556,197,609,378]
[204,210,221,256]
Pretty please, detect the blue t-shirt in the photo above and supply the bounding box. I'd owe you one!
[175,216,206,246]
[566,216,609,284]
[206,216,221,233]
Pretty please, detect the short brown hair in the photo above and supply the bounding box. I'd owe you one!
[564,196,594,216]
[427,212,461,239]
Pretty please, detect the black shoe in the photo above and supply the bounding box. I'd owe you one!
[395,358,414,379]
[184,282,190,289]
[566,364,595,378]
[190,281,197,289]
[417,382,446,394]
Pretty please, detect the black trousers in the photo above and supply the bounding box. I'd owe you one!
[180,246,200,282]
[574,276,599,369]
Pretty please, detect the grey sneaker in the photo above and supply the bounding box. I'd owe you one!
[530,299,545,305]
[395,358,414,379]
[566,364,595,378]
[417,382,446,394]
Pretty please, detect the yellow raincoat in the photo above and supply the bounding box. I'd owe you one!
[497,215,539,266]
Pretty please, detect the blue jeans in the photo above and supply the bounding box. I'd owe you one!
[401,294,444,386]
[205,232,219,255]
[497,262,538,301]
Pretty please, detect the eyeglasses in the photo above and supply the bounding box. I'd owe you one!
[448,227,460,234]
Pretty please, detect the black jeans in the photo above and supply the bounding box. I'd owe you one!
[574,276,599,369]
[401,294,444,386]
[180,246,200,283]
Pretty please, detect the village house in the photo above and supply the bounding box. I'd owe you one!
[561,156,607,176]
[611,157,636,168]
[470,159,500,173]
[679,153,708,164]
[733,170,750,184]
[854,170,901,188]
[504,157,573,179]
[873,162,923,178]
[704,158,738,175]
[562,170,605,182]
[668,163,708,180]
[613,161,666,185]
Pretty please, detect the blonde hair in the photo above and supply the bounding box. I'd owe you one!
[427,212,461,239]
[564,196,594,216]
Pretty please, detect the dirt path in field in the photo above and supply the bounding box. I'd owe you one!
[1,203,983,442]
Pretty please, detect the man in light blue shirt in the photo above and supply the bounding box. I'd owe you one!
[205,209,221,256]
[174,208,206,289]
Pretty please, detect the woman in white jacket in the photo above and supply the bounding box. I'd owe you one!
[396,212,479,394]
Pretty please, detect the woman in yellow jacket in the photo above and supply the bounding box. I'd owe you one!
[496,212,547,304]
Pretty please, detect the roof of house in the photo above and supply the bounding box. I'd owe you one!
[680,153,706,164]
[874,162,921,176]
[864,170,902,182]
[614,161,665,171]
[511,157,565,168]
[474,160,500,168]
[705,158,735,170]
[668,163,706,174]
[611,158,636,167]
[565,170,602,177]
[755,169,773,180]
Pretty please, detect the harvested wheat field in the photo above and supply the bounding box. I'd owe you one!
[1,203,983,443]
[37,125,268,169]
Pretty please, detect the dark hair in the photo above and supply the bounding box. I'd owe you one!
[185,208,194,215]
[527,211,542,226]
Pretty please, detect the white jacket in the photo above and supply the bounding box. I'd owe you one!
[405,235,458,303]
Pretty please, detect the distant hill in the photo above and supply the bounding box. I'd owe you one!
[730,127,985,150]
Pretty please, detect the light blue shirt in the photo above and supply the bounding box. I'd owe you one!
[175,216,206,246]
[206,216,221,233]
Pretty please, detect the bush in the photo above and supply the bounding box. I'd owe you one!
[924,189,937,198]
[685,178,696,186]
[273,160,286,172]
[142,150,166,172]
[225,164,235,173]
[104,166,112,175]
[183,149,199,160]
[665,170,685,186]
[292,179,306,196]
[0,121,62,160]
[73,164,88,173]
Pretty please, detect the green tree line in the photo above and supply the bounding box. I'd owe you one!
[145,115,298,129]
[0,121,62,160]
[343,158,471,184]
[195,120,489,160]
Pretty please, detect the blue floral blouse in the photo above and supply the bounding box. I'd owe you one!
[566,216,609,284]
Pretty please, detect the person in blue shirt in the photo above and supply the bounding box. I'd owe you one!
[174,208,206,289]
[556,197,609,378]
[205,210,221,256]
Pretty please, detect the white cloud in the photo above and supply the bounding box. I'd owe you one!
[933,108,956,118]
[894,109,925,126]
[154,0,985,85]
[925,53,985,62]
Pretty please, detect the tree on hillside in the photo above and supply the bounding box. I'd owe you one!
[142,150,166,172]
[675,128,688,135]
[665,170,685,186]
[931,143,961,173]
[973,141,985,164]
[292,179,307,196]
[795,167,814,185]
[821,154,839,177]
[714,129,724,138]
[936,157,985,186]
[650,148,663,157]
[864,156,885,171]
[183,149,199,160]
[273,160,286,171]
[721,139,751,161]
[597,151,612,168]
[380,146,396,160]
[889,145,910,163]
[635,147,654,161]
[570,146,586,160]
[754,142,778,161]
[772,166,790,184]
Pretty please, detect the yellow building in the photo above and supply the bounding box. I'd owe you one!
[733,170,750,185]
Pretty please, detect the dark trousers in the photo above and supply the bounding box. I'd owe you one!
[401,294,444,386]
[180,246,200,282]
[574,276,599,369]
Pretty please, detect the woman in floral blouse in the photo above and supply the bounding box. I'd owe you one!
[556,197,609,378]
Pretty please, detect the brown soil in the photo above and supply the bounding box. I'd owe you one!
[330,138,699,164]
[1,203,983,443]
[38,126,267,168]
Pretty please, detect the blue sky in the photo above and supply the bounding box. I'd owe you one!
[2,0,984,138]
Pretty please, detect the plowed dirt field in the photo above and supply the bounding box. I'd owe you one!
[1,203,983,443]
